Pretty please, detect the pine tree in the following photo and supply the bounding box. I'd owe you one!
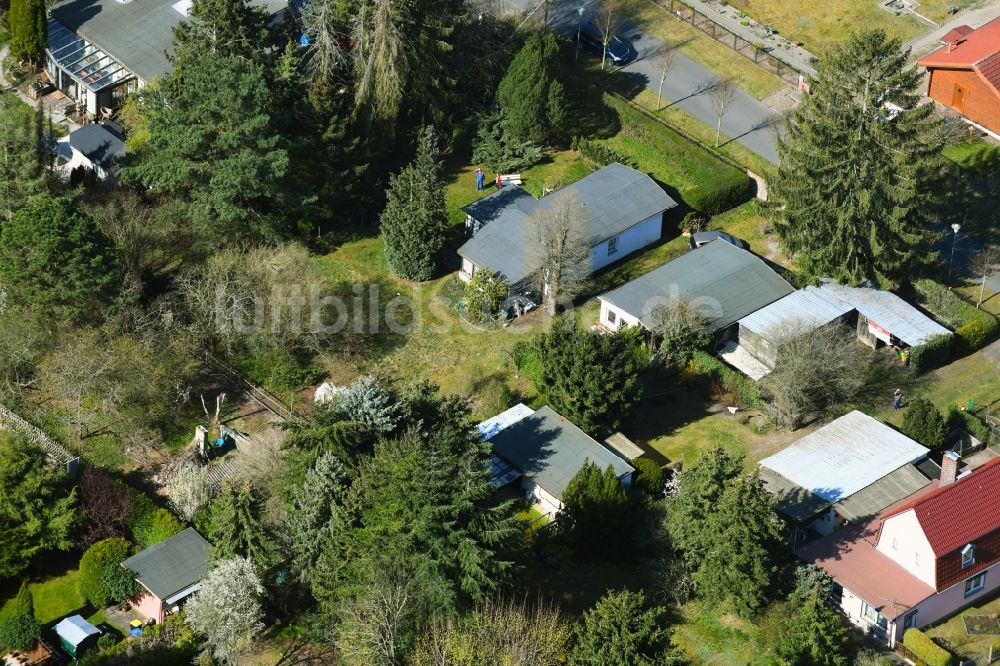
[560,461,631,560]
[569,590,679,666]
[0,582,40,652]
[666,446,744,558]
[694,471,783,617]
[770,30,944,285]
[8,0,47,64]
[497,33,565,144]
[780,583,850,666]
[171,0,269,66]
[0,96,50,222]
[208,480,273,569]
[902,397,947,449]
[288,451,347,587]
[536,318,647,437]
[380,126,450,281]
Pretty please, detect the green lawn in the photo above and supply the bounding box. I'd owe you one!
[925,589,1000,663]
[619,0,786,100]
[722,0,926,56]
[0,569,87,625]
[673,599,792,665]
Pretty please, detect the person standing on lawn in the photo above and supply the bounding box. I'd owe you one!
[475,168,484,191]
[892,389,903,410]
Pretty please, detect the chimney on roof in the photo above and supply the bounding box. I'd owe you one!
[941,451,960,486]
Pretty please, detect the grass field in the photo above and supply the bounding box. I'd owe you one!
[724,0,927,56]
[619,0,786,100]
[925,589,1000,663]
[0,570,87,625]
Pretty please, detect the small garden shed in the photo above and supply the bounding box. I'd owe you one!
[53,614,101,658]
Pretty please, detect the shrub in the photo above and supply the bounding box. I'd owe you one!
[955,319,988,355]
[233,347,321,393]
[97,633,118,651]
[572,136,631,168]
[902,398,947,449]
[946,406,989,442]
[129,495,183,548]
[79,537,137,608]
[0,582,39,652]
[686,177,753,216]
[463,269,510,325]
[510,340,544,387]
[909,333,954,373]
[903,628,951,666]
[690,351,765,410]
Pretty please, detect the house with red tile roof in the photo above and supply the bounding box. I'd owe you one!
[800,453,1000,646]
[918,16,1000,137]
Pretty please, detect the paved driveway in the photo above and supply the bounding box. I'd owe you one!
[509,0,783,163]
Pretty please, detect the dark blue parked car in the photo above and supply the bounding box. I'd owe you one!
[577,22,634,66]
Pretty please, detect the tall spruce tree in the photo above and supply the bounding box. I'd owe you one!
[569,590,679,666]
[8,0,47,63]
[497,33,566,145]
[693,471,783,617]
[665,446,743,560]
[780,583,850,666]
[770,30,943,285]
[560,461,631,560]
[208,480,274,569]
[171,0,269,66]
[0,98,50,222]
[535,318,647,437]
[380,126,450,281]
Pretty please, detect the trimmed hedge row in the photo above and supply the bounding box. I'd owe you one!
[914,279,999,353]
[910,334,954,373]
[946,406,990,443]
[571,136,631,168]
[689,350,765,410]
[903,628,951,666]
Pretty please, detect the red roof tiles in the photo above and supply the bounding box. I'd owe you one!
[919,16,1000,70]
[940,25,975,45]
[883,456,1000,557]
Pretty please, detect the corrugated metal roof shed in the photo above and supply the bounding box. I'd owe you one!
[477,402,535,441]
[488,406,634,501]
[818,280,951,346]
[760,410,929,503]
[598,240,794,331]
[738,285,854,341]
[53,615,100,647]
[759,466,832,523]
[458,164,676,285]
[834,463,932,522]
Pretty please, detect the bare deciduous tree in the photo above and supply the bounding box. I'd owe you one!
[649,296,712,364]
[352,0,405,121]
[336,564,421,666]
[301,0,348,88]
[653,45,677,111]
[971,244,1000,309]
[525,190,592,316]
[594,0,621,71]
[709,78,737,147]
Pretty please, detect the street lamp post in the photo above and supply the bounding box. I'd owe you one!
[948,222,961,287]
[576,7,585,65]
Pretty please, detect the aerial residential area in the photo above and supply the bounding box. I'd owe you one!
[1,0,1000,661]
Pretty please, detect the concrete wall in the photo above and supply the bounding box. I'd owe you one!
[589,213,663,273]
[875,509,937,588]
[522,478,563,516]
[927,67,1000,136]
[599,299,644,331]
[738,326,777,368]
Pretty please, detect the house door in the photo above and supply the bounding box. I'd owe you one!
[951,83,967,113]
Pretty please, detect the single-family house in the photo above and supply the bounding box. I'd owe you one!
[53,615,101,658]
[122,527,209,624]
[801,454,1000,646]
[918,17,1000,138]
[759,411,932,542]
[596,239,794,339]
[479,404,634,516]
[458,163,677,293]
[56,122,126,182]
[45,0,289,115]
[817,279,951,350]
[731,285,855,378]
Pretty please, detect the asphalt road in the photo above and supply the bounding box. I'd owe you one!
[512,0,783,164]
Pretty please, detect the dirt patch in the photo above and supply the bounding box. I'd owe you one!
[963,615,1000,635]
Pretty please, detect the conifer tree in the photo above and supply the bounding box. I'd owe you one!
[208,480,274,569]
[780,583,850,666]
[770,30,943,285]
[569,590,680,666]
[380,126,450,281]
[0,98,50,222]
[665,445,743,558]
[171,0,269,66]
[0,582,40,652]
[8,0,47,64]
[497,33,567,144]
[560,461,630,559]
[693,471,783,617]
[288,452,347,587]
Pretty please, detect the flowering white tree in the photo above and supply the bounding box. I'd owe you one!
[185,556,264,665]
[164,464,212,522]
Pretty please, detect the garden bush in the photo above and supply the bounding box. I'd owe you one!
[510,340,544,387]
[78,537,137,608]
[571,136,631,168]
[685,177,753,217]
[902,398,947,449]
[909,334,954,373]
[955,319,988,355]
[129,495,183,548]
[233,347,321,394]
[0,582,40,652]
[946,406,989,443]
[689,351,765,410]
[913,279,999,353]
[903,628,951,666]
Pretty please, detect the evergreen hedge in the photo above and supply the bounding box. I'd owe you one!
[913,279,999,353]
[909,334,954,373]
[946,406,989,443]
[903,628,951,666]
[571,136,630,169]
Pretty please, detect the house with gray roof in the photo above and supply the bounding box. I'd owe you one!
[45,0,288,115]
[481,404,634,516]
[759,411,932,544]
[458,163,677,293]
[123,527,209,623]
[596,239,794,339]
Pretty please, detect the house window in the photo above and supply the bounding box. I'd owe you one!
[903,611,918,631]
[607,236,619,256]
[962,544,976,569]
[965,572,986,597]
[607,310,617,325]
[891,537,897,551]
